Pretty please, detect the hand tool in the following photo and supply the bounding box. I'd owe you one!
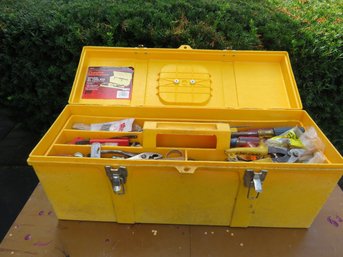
[230,137,260,147]
[88,142,162,159]
[102,150,163,160]
[80,138,130,146]
[69,135,138,146]
[128,152,163,160]
[225,145,304,163]
[275,148,305,163]
[231,126,305,138]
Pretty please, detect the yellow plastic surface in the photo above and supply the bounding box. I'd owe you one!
[28,46,343,228]
[158,64,212,104]
[143,121,231,150]
[28,105,343,227]
[69,46,302,109]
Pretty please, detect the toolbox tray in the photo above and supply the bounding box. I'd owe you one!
[28,46,343,228]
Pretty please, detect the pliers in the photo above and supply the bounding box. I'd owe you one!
[268,146,305,163]
[102,150,163,160]
[90,142,163,159]
[225,145,304,163]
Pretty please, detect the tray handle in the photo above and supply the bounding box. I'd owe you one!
[143,121,231,150]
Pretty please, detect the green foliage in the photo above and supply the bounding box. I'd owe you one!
[0,0,342,152]
[261,0,343,151]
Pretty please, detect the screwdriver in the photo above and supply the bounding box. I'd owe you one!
[231,126,305,138]
[69,135,137,146]
[230,137,260,147]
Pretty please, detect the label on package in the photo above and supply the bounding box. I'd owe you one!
[82,67,134,100]
[90,118,135,132]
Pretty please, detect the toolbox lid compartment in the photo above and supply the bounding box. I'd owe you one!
[69,45,302,110]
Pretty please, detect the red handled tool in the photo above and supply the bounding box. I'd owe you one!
[230,137,260,147]
[69,135,137,146]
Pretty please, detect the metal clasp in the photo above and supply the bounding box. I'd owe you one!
[244,169,268,200]
[105,166,128,195]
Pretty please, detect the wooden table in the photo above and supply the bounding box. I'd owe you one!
[1,184,342,257]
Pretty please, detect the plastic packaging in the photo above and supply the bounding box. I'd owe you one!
[266,126,304,148]
[90,118,134,131]
[72,118,135,132]
[299,127,325,153]
[298,151,326,163]
[72,123,91,130]
[298,127,326,163]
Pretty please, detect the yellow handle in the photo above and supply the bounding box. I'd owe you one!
[143,121,231,150]
[225,145,269,156]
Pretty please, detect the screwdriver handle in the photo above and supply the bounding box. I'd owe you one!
[231,126,304,138]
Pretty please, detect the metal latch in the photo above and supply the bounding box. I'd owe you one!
[105,166,128,195]
[244,169,268,200]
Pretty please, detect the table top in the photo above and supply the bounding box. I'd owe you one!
[1,184,342,257]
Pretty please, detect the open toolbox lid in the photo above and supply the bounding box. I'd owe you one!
[69,45,302,110]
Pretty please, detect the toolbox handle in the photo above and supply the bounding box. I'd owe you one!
[143,121,231,150]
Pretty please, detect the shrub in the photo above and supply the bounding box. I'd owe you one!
[261,0,343,152]
[0,0,341,152]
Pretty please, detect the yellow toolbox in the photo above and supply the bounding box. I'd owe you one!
[28,45,343,228]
